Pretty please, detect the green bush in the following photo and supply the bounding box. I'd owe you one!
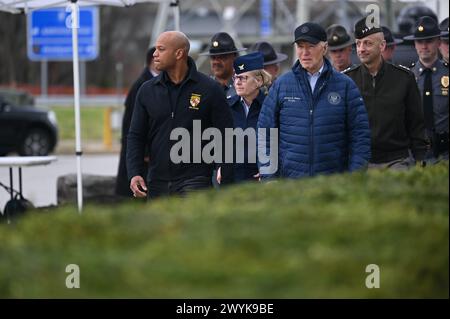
[0,163,448,298]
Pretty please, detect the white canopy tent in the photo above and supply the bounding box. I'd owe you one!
[0,0,179,212]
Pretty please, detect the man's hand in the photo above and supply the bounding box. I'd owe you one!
[216,167,222,184]
[130,176,147,198]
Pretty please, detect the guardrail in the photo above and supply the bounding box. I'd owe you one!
[35,95,126,107]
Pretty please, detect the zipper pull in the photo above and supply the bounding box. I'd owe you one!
[171,112,174,119]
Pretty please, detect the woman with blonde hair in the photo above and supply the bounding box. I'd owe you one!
[217,52,272,183]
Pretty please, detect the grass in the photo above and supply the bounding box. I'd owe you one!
[0,163,448,298]
[52,106,121,141]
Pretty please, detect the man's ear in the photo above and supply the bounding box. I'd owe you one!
[323,42,329,55]
[380,40,387,52]
[175,48,184,60]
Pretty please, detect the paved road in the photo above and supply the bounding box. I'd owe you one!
[0,154,119,210]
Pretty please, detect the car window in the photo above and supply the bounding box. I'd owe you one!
[0,90,35,107]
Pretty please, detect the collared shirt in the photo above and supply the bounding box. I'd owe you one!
[307,63,325,92]
[410,59,449,134]
[240,97,251,117]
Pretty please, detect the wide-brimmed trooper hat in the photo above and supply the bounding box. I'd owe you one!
[326,24,354,50]
[199,32,246,56]
[382,26,403,46]
[404,16,444,40]
[440,17,449,40]
[251,41,288,66]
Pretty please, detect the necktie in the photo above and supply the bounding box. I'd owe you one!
[422,68,434,132]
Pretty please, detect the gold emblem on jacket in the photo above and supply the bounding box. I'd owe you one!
[189,93,201,110]
[442,76,449,96]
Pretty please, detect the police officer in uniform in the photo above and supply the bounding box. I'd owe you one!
[345,16,427,169]
[406,16,449,162]
[200,32,246,98]
[326,24,355,72]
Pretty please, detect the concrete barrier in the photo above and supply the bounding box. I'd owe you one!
[57,174,122,205]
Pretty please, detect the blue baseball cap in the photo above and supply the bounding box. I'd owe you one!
[294,22,327,44]
[233,52,264,75]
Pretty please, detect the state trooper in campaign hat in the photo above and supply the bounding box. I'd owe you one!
[381,26,403,63]
[344,15,428,169]
[404,16,444,41]
[326,24,355,72]
[251,41,287,81]
[408,16,449,162]
[200,32,246,98]
[200,32,246,56]
[327,24,354,50]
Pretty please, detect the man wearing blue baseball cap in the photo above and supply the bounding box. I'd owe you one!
[257,22,371,179]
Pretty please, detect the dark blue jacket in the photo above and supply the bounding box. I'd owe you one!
[257,58,371,179]
[127,57,234,184]
[116,68,154,197]
[228,91,266,182]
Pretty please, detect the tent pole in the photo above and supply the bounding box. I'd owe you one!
[71,0,83,213]
[171,0,180,31]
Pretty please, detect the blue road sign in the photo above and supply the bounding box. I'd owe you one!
[27,7,99,61]
[260,0,272,37]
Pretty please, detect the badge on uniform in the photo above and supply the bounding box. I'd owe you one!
[441,76,449,96]
[189,93,201,110]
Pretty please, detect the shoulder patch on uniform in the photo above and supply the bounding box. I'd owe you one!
[392,63,414,74]
[342,64,359,74]
[399,64,411,71]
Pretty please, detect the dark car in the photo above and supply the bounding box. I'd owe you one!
[0,90,58,156]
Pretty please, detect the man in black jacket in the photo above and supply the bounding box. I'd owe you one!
[345,16,427,169]
[127,31,234,199]
[115,47,159,197]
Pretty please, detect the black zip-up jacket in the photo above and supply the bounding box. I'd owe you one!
[345,60,427,163]
[127,57,234,184]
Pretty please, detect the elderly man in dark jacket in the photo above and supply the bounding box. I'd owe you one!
[258,22,371,179]
[115,47,159,197]
[127,31,234,199]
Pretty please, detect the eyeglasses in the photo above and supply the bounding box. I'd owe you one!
[232,75,250,83]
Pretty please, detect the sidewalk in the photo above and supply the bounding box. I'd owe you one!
[55,139,121,155]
